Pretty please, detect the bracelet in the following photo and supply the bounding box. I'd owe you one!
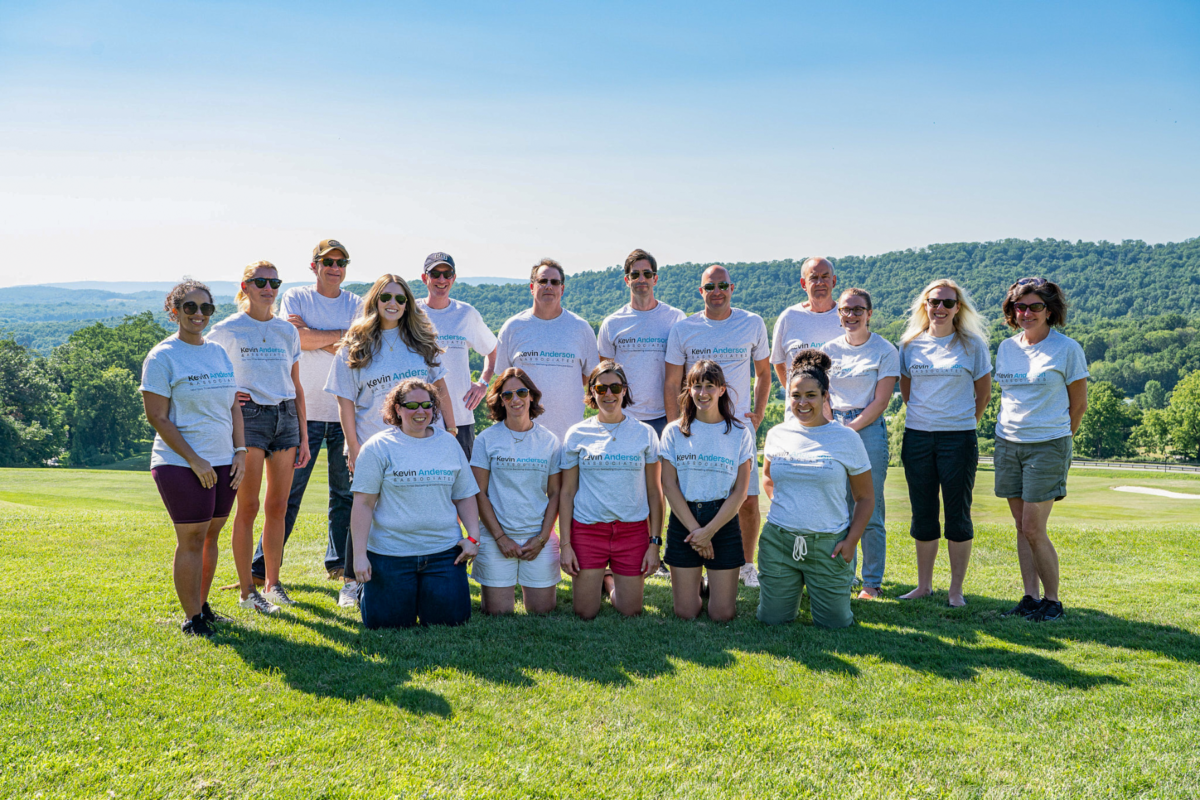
[234,446,248,454]
[466,535,478,544]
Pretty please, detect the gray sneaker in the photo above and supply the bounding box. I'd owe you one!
[740,563,760,587]
[238,589,280,615]
[338,581,361,609]
[262,583,295,606]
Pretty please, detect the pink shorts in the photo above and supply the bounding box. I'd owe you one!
[571,519,650,576]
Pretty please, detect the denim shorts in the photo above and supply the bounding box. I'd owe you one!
[664,499,745,571]
[241,399,300,454]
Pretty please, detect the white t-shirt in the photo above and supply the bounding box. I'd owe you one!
[665,309,770,420]
[994,329,1089,443]
[140,335,238,469]
[325,330,449,446]
[821,333,901,412]
[771,304,845,421]
[495,308,601,442]
[470,422,561,538]
[206,312,302,405]
[352,427,479,557]
[597,301,687,421]
[560,417,659,524]
[659,419,756,503]
[418,298,498,429]
[277,286,363,423]
[901,332,993,432]
[764,419,871,534]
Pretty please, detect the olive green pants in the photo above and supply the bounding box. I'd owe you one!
[756,522,855,628]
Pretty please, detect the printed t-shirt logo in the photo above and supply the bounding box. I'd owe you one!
[438,334,468,350]
[513,349,578,368]
[366,369,430,395]
[493,455,550,472]
[616,335,668,353]
[769,450,833,469]
[238,346,288,359]
[688,345,750,363]
[387,467,456,485]
[910,363,967,377]
[579,451,643,470]
[185,371,236,388]
[675,452,736,473]
[995,371,1047,385]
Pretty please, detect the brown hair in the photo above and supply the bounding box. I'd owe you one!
[381,378,442,427]
[485,368,546,422]
[342,274,442,370]
[584,360,634,410]
[164,280,214,322]
[529,258,566,285]
[624,249,657,274]
[1002,277,1068,328]
[677,360,743,437]
[837,286,872,311]
[789,349,832,395]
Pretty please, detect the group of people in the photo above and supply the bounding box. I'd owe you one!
[140,242,1089,637]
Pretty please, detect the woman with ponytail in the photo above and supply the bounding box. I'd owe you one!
[757,350,873,628]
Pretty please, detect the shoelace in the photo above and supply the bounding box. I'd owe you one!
[792,535,807,562]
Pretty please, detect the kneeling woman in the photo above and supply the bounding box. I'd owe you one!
[758,350,874,628]
[560,360,663,619]
[349,379,481,628]
[659,360,755,621]
[470,368,562,615]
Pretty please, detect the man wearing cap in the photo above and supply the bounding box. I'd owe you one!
[252,239,364,608]
[417,251,498,458]
[771,257,843,420]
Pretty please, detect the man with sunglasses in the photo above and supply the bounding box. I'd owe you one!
[771,257,844,421]
[495,258,600,442]
[417,252,498,459]
[256,239,364,596]
[597,249,686,439]
[665,265,770,586]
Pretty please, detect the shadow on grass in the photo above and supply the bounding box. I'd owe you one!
[214,581,1200,713]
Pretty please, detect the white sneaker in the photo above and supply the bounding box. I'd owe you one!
[239,589,280,615]
[262,582,295,606]
[740,563,760,587]
[338,581,361,609]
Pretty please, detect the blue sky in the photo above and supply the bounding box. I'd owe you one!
[2,0,1197,286]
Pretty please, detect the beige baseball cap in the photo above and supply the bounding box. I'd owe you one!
[313,239,349,259]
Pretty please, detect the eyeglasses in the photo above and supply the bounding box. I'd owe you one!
[500,388,531,401]
[319,258,349,268]
[177,301,216,316]
[838,306,868,317]
[702,282,731,291]
[428,269,454,280]
[245,278,282,290]
[592,383,627,395]
[400,401,433,410]
[1014,302,1047,313]
[378,293,408,304]
[926,298,958,309]
[627,269,656,280]
[535,278,563,287]
[1017,277,1046,287]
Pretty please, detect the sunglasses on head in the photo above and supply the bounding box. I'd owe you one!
[428,269,454,280]
[702,282,731,291]
[245,278,282,289]
[1017,277,1046,287]
[177,301,216,316]
[535,278,563,287]
[627,269,656,280]
[400,401,433,410]
[927,298,958,309]
[593,383,626,395]
[319,258,349,268]
[1014,302,1047,313]
[838,306,868,317]
[378,293,408,304]
[500,388,531,401]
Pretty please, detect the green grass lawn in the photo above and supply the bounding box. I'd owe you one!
[2,460,1199,798]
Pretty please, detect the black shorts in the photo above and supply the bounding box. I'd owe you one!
[664,499,745,571]
[241,399,300,454]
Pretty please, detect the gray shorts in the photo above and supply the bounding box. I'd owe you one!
[993,435,1072,503]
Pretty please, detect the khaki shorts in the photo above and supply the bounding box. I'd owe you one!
[993,435,1072,503]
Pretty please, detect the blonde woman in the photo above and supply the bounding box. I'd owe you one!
[896,279,992,607]
[208,261,308,613]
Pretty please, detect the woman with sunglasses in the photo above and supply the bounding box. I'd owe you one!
[141,280,247,637]
[758,350,873,628]
[469,368,562,615]
[560,360,663,619]
[349,379,481,628]
[896,279,992,607]
[819,288,899,599]
[993,278,1088,623]
[207,261,309,614]
[659,360,755,621]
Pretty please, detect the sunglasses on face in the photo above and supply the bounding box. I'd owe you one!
[1014,302,1047,313]
[592,383,626,395]
[535,278,563,287]
[400,401,433,410]
[319,258,349,268]
[838,306,868,317]
[500,388,531,401]
[428,269,454,280]
[378,293,408,304]
[627,269,656,280]
[702,282,731,292]
[927,298,958,309]
[245,278,282,290]
[178,301,216,316]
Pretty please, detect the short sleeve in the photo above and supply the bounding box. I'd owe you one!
[139,348,172,398]
[1065,339,1089,384]
[470,308,498,355]
[665,323,686,366]
[741,425,757,465]
[469,432,491,470]
[324,348,356,400]
[644,425,660,464]
[971,337,992,380]
[770,315,787,364]
[597,317,615,359]
[580,323,600,375]
[495,322,513,371]
[450,444,480,500]
[898,342,912,378]
[658,427,677,465]
[352,439,386,494]
[546,435,562,476]
[278,289,300,319]
[844,432,871,476]
[751,316,770,361]
[429,361,448,385]
[289,325,302,364]
[879,340,901,379]
[559,437,580,470]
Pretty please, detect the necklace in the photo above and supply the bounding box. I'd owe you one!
[381,327,398,353]
[507,421,531,444]
[598,417,624,441]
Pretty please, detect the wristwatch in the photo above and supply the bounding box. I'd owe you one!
[649,536,663,546]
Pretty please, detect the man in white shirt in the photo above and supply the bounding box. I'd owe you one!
[417,251,498,459]
[664,265,771,586]
[253,238,364,608]
[597,249,686,438]
[771,257,844,403]
[495,259,600,442]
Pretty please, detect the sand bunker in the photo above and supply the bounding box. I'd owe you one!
[1113,486,1200,499]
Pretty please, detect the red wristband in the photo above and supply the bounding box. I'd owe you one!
[466,536,478,544]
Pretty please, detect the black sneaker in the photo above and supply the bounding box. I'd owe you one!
[181,614,214,638]
[200,602,231,624]
[1029,598,1064,622]
[1001,595,1041,618]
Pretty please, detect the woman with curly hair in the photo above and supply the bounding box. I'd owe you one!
[349,378,481,628]
[469,368,562,615]
[141,280,247,637]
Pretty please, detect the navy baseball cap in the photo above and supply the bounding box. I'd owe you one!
[423,252,456,274]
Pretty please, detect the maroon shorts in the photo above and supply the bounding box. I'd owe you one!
[151,464,236,525]
[571,518,650,576]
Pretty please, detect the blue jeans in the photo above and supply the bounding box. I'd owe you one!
[360,545,471,629]
[834,410,888,589]
[252,420,353,579]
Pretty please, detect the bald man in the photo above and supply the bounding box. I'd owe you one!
[771,257,844,419]
[664,265,771,586]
